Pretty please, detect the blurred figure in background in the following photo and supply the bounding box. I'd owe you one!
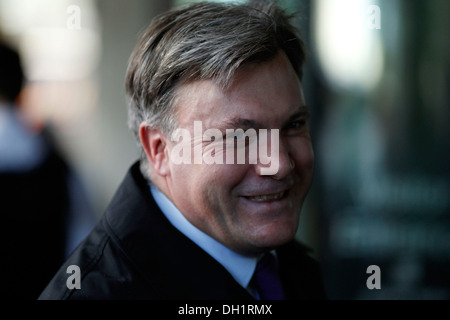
[0,40,96,299]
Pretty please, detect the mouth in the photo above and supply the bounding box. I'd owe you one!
[244,190,288,202]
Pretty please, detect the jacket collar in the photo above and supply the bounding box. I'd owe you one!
[103,162,253,299]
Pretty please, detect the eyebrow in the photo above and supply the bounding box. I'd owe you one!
[285,105,310,124]
[215,105,310,131]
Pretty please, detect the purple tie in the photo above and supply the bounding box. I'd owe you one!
[251,253,285,300]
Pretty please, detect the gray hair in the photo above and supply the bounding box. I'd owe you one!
[125,1,306,178]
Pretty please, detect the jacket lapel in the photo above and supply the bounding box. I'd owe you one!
[103,162,253,300]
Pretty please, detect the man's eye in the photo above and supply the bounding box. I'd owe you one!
[288,120,306,129]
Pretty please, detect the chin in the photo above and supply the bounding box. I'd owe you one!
[248,222,299,253]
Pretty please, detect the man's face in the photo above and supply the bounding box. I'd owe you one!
[164,52,314,255]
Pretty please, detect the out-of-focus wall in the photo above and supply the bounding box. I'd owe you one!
[0,0,171,217]
[71,0,171,215]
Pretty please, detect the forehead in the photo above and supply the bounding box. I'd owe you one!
[174,52,304,128]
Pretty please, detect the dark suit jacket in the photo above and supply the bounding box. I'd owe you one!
[39,162,325,300]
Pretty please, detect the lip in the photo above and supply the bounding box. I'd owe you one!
[241,184,290,197]
[239,190,292,215]
[243,190,289,202]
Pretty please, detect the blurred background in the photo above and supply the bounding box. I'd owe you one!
[0,0,448,299]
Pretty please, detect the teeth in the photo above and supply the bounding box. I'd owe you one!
[248,191,285,201]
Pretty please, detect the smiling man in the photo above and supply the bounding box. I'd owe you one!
[39,1,325,300]
[153,52,314,256]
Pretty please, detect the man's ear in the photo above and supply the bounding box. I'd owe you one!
[139,123,170,176]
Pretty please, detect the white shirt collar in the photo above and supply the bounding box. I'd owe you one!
[149,183,258,290]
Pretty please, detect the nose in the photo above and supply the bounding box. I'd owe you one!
[255,133,294,179]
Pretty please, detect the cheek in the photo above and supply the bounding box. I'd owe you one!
[169,164,196,204]
[292,140,314,172]
[170,163,193,182]
[171,161,248,198]
[192,164,249,226]
[202,164,251,218]
[207,163,250,194]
